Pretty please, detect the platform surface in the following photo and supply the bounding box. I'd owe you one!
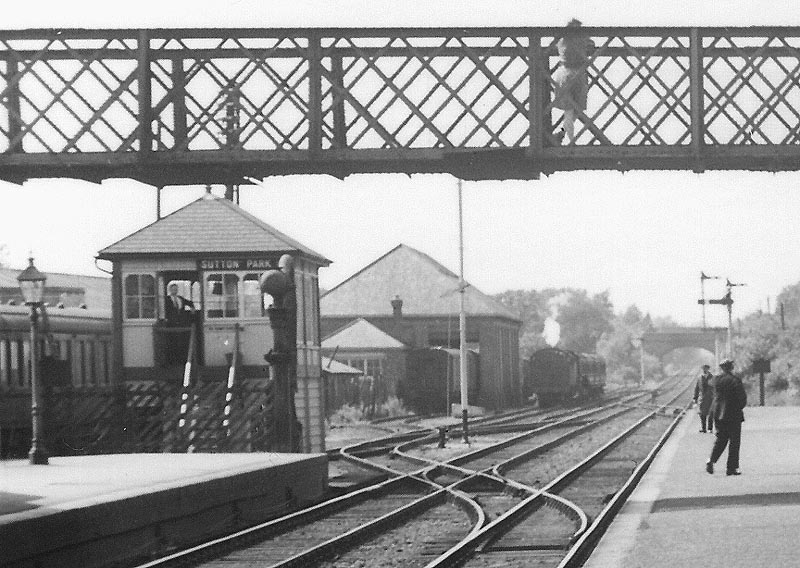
[0,453,319,517]
[0,452,327,568]
[585,406,800,568]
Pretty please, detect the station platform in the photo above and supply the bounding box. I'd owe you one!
[0,452,327,568]
[585,406,800,568]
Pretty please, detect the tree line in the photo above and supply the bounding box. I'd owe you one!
[492,288,669,386]
[494,281,800,402]
[731,281,800,403]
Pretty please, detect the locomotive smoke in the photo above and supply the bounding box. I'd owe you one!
[543,317,560,347]
[543,292,569,347]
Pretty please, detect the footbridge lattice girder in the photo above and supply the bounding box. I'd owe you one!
[1,27,800,184]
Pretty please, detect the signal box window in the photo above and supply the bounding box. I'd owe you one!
[206,273,239,318]
[124,274,156,319]
[243,273,265,317]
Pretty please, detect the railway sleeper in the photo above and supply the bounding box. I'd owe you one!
[486,543,570,552]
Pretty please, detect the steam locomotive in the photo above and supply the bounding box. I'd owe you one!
[524,347,606,407]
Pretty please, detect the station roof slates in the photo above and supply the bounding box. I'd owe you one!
[97,194,329,264]
[321,244,520,322]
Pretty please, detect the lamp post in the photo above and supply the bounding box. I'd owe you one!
[457,178,469,444]
[17,256,48,465]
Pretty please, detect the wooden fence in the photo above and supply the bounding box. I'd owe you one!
[0,379,275,458]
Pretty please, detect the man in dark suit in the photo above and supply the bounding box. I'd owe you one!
[165,283,194,327]
[705,359,747,476]
[164,283,195,365]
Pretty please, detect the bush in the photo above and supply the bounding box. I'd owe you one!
[329,397,413,426]
[329,403,366,427]
[769,374,790,392]
[374,396,411,419]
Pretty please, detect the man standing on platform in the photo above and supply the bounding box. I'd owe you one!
[693,364,714,433]
[705,359,747,476]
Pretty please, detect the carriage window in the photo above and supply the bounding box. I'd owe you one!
[125,274,156,319]
[242,273,264,317]
[206,273,239,318]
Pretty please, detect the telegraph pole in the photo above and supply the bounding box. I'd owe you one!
[457,178,469,444]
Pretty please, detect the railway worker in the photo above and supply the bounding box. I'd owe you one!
[164,283,195,365]
[705,359,747,476]
[552,18,594,144]
[693,364,715,433]
[165,283,195,327]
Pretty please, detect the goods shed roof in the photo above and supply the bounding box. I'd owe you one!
[321,244,520,322]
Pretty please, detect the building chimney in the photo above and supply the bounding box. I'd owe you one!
[391,295,403,318]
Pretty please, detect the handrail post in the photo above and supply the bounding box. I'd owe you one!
[331,52,347,149]
[4,58,23,153]
[171,55,188,151]
[308,31,323,158]
[690,28,705,172]
[137,30,153,155]
[528,32,545,160]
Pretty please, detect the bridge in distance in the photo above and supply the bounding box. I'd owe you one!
[1,26,800,185]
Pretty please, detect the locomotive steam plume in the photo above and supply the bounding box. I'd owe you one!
[543,317,560,347]
[543,292,569,347]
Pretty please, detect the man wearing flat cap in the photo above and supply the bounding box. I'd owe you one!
[693,364,714,433]
[705,359,747,476]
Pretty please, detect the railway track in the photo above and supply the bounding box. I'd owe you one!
[132,374,692,568]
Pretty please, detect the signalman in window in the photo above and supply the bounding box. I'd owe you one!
[165,283,194,326]
[165,283,195,364]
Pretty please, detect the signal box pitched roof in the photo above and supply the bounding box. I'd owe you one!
[322,318,407,350]
[97,193,330,264]
[321,244,520,322]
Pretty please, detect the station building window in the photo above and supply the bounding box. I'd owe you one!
[124,274,156,319]
[344,356,384,378]
[205,272,266,319]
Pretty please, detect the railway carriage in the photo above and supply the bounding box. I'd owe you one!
[0,304,112,458]
[401,347,480,415]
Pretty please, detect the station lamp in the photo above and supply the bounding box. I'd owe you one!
[17,256,49,465]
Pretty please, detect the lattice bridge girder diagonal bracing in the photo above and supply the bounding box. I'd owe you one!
[2,26,800,184]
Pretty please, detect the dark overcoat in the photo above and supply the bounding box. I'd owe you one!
[711,370,747,423]
[694,371,714,415]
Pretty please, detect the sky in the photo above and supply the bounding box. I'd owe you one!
[1,2,799,328]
